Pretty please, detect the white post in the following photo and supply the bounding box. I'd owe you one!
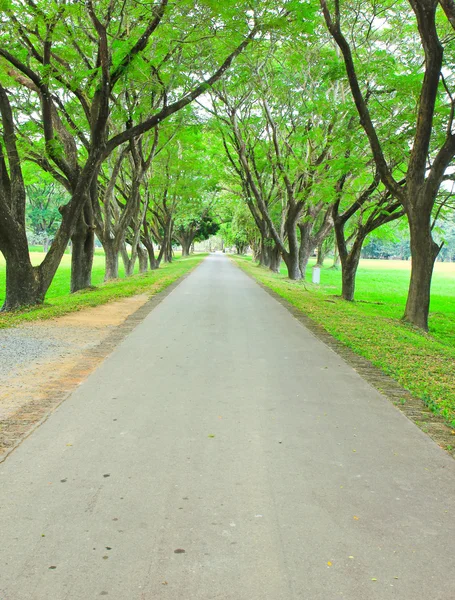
[312,265,321,285]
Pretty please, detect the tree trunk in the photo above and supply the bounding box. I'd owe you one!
[143,239,160,270]
[269,245,281,273]
[163,243,173,263]
[316,240,329,266]
[180,235,193,257]
[120,244,136,277]
[298,233,312,281]
[70,207,95,293]
[163,220,174,263]
[257,237,270,268]
[340,243,363,301]
[1,249,45,311]
[137,244,148,273]
[283,222,302,280]
[403,210,440,330]
[103,239,120,281]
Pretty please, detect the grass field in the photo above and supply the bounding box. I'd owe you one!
[0,251,205,328]
[232,255,455,428]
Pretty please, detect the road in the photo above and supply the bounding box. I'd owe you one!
[1,254,454,600]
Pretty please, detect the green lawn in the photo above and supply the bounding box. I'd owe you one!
[232,255,455,428]
[0,251,205,328]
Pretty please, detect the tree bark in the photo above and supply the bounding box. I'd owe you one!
[269,245,281,273]
[1,247,45,310]
[120,243,136,277]
[137,244,148,273]
[103,238,120,280]
[70,204,95,293]
[316,239,330,266]
[180,234,194,257]
[162,219,174,263]
[403,208,440,330]
[339,240,363,301]
[283,219,302,280]
[143,238,160,269]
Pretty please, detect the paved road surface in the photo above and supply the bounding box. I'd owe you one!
[1,255,455,600]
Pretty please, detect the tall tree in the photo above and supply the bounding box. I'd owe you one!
[321,0,455,329]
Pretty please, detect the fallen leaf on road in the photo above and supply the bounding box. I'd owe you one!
[208,434,215,438]
[327,561,332,566]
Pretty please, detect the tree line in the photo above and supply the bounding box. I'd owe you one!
[0,0,454,331]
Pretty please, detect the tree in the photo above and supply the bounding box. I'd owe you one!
[333,170,405,300]
[0,0,261,310]
[321,0,455,329]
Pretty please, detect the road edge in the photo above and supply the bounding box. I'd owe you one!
[0,258,206,464]
[230,257,455,459]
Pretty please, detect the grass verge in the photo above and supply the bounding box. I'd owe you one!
[232,255,455,429]
[0,255,206,329]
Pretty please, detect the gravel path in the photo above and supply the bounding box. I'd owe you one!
[0,295,151,454]
[0,327,74,378]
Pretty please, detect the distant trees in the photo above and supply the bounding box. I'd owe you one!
[25,182,66,251]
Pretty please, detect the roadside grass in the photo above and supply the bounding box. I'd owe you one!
[232,255,455,428]
[0,252,205,328]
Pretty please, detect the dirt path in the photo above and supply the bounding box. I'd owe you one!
[0,294,153,459]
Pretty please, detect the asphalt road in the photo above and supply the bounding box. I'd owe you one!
[1,254,455,600]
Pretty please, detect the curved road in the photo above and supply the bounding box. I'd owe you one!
[1,254,454,599]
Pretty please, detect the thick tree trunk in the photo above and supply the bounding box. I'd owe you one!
[120,244,136,277]
[143,239,160,270]
[283,222,302,280]
[70,207,95,293]
[1,249,45,311]
[137,244,148,273]
[180,235,193,257]
[403,210,440,330]
[283,252,301,279]
[163,243,173,263]
[255,236,281,273]
[163,220,174,263]
[269,246,281,273]
[257,237,270,268]
[340,244,363,301]
[103,239,120,281]
[298,236,312,281]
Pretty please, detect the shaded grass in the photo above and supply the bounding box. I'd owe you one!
[0,254,205,328]
[232,255,455,428]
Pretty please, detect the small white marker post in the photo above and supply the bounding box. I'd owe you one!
[312,265,321,285]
